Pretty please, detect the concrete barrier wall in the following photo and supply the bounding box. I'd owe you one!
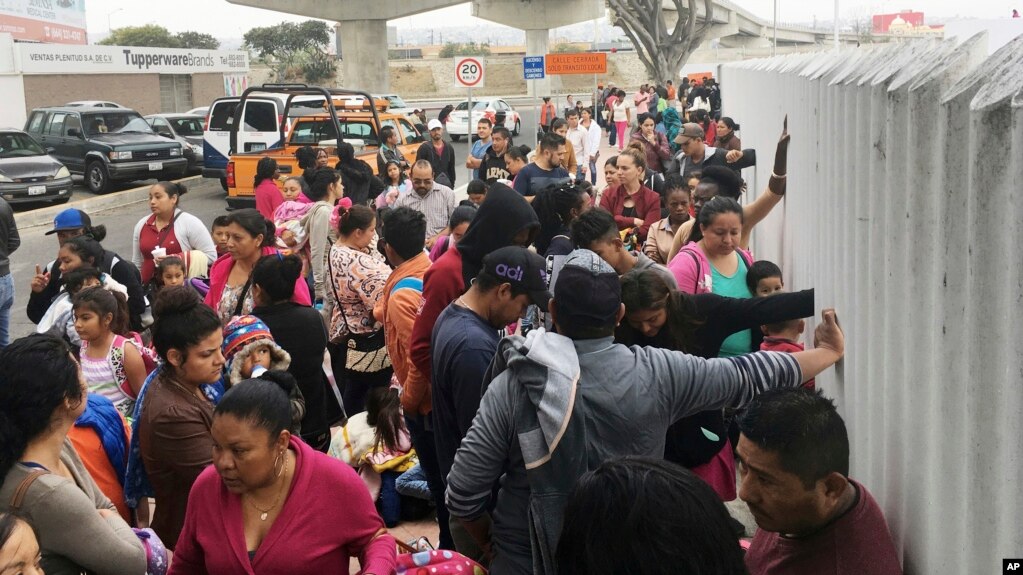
[721,35,1023,574]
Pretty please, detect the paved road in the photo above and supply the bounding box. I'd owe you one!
[9,176,228,339]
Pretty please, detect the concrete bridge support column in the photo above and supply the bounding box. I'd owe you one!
[526,28,551,98]
[338,19,390,93]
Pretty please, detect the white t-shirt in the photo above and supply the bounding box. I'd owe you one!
[612,100,629,122]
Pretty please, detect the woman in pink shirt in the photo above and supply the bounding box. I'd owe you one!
[169,375,396,575]
[253,157,283,221]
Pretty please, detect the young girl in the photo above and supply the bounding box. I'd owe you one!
[375,160,411,209]
[155,256,186,289]
[328,386,414,527]
[73,287,154,418]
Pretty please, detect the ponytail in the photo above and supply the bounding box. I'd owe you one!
[366,386,406,453]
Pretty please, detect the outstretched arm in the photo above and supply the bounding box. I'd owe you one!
[741,116,790,248]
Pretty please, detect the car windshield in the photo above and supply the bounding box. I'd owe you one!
[170,117,204,137]
[454,101,488,112]
[386,95,407,108]
[0,133,46,158]
[83,113,155,136]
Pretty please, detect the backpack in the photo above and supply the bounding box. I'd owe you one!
[680,245,753,294]
[106,333,159,399]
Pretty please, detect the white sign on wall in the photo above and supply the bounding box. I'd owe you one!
[16,43,250,74]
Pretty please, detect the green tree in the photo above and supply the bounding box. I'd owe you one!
[553,43,584,53]
[175,31,220,50]
[439,42,491,58]
[99,24,179,47]
[243,20,332,82]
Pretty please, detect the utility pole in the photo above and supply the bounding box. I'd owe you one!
[834,0,840,49]
[773,0,778,56]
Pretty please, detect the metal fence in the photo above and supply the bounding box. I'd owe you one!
[721,33,1023,574]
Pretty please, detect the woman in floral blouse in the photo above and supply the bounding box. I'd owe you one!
[327,203,393,415]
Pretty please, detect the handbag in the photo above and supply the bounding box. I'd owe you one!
[397,538,487,574]
[326,250,391,373]
[9,470,169,575]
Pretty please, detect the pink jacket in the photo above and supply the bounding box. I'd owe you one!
[668,241,753,295]
[204,248,312,312]
[169,437,396,575]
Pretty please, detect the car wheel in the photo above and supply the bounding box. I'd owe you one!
[451,134,462,142]
[220,177,228,191]
[513,119,521,136]
[86,161,111,194]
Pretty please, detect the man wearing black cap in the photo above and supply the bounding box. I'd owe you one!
[431,246,550,558]
[446,249,846,575]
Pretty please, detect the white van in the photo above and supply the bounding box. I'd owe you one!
[202,95,288,188]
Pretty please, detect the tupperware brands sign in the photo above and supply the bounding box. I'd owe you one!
[17,43,250,74]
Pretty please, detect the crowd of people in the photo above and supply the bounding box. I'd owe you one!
[0,75,905,575]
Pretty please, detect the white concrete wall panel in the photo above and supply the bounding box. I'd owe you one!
[720,34,1023,574]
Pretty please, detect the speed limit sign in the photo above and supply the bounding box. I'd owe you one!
[454,57,485,88]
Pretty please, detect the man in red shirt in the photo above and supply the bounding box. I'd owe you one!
[737,388,903,575]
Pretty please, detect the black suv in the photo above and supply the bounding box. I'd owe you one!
[24,107,187,194]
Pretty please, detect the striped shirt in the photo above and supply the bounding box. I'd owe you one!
[391,184,457,238]
[81,351,129,412]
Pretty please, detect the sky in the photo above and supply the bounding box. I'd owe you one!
[83,0,1016,38]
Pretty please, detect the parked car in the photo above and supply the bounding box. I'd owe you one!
[186,106,208,116]
[203,93,291,190]
[24,107,187,194]
[340,93,417,120]
[0,129,72,205]
[65,101,125,108]
[145,114,204,174]
[447,99,521,141]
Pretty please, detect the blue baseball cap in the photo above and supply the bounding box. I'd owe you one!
[45,209,91,235]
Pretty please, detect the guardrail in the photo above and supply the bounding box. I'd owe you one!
[722,34,1023,574]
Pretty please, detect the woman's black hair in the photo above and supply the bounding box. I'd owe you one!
[365,386,406,453]
[72,286,131,337]
[505,145,530,163]
[533,183,590,255]
[254,156,278,188]
[0,334,82,478]
[153,181,187,207]
[307,168,341,202]
[224,208,275,247]
[252,254,303,303]
[216,371,295,442]
[151,285,222,365]
[698,196,743,229]
[62,266,102,294]
[155,255,185,287]
[295,145,317,171]
[637,112,655,125]
[556,457,747,575]
[337,203,375,237]
[604,155,618,169]
[448,204,477,231]
[61,235,104,268]
[719,117,739,131]
[618,269,703,354]
[570,207,618,250]
[335,141,356,163]
[438,104,454,123]
[335,142,373,186]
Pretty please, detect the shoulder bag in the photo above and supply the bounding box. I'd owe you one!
[326,249,391,373]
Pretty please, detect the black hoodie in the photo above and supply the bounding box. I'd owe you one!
[454,182,540,287]
[409,182,540,384]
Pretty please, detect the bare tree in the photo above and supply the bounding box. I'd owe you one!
[607,0,715,82]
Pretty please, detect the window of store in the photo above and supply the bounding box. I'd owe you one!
[159,75,194,112]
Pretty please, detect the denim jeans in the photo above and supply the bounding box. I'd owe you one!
[0,273,12,348]
[588,155,598,185]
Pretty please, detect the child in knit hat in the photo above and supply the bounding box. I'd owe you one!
[222,315,306,434]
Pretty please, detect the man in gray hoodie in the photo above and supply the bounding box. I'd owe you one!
[445,249,844,575]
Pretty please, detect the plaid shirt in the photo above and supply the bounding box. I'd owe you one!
[391,183,457,238]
